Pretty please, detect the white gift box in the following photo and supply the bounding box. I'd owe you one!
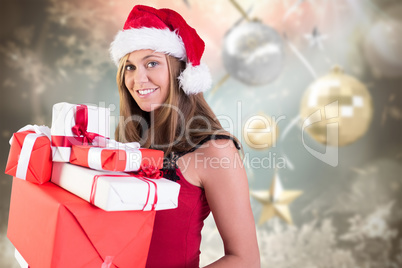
[51,102,110,162]
[51,162,180,212]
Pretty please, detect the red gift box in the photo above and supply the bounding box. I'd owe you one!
[5,131,52,184]
[7,178,155,268]
[70,145,164,172]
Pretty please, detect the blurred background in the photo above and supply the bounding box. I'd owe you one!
[1,0,401,267]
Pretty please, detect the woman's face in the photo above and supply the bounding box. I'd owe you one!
[124,49,170,112]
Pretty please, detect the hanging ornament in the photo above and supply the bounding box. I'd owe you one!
[243,113,280,150]
[222,21,285,85]
[300,66,373,147]
[250,173,302,225]
[363,4,402,78]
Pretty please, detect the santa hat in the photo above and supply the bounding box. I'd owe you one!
[110,5,211,95]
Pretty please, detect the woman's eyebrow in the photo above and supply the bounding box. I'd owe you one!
[126,54,163,64]
[142,54,163,60]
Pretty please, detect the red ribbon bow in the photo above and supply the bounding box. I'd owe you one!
[51,104,104,148]
[138,165,162,179]
[71,105,100,145]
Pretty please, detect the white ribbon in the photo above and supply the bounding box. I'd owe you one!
[14,249,29,268]
[11,124,51,180]
[9,124,51,145]
[15,134,40,180]
[87,147,104,171]
[101,256,114,268]
[92,136,140,150]
[125,149,142,171]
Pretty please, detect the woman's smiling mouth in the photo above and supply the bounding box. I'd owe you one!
[137,88,157,96]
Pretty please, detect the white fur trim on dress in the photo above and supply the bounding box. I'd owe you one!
[110,27,186,66]
[178,63,212,95]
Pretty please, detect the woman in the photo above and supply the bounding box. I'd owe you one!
[110,5,260,268]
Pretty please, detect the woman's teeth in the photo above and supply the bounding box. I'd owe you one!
[138,88,156,95]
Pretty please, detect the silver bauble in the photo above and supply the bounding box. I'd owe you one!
[222,21,285,85]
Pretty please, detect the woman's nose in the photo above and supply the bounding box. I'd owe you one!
[134,67,149,83]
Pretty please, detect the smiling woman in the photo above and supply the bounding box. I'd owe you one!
[115,49,190,152]
[110,4,260,268]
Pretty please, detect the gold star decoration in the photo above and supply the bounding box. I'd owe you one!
[251,174,302,225]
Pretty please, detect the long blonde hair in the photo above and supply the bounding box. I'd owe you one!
[115,53,239,156]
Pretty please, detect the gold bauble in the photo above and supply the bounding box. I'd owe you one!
[300,66,373,147]
[243,113,279,149]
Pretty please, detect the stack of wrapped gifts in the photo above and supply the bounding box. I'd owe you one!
[5,102,180,268]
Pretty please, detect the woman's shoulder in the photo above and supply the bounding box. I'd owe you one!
[185,133,241,164]
[191,137,243,182]
[195,137,240,158]
[189,133,240,152]
[176,135,242,188]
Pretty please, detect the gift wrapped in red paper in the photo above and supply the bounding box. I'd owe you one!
[70,144,164,172]
[5,125,52,184]
[7,178,155,268]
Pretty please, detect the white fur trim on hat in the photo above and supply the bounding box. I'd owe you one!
[110,27,186,66]
[179,63,212,95]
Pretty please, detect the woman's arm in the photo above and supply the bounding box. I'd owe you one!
[196,139,260,268]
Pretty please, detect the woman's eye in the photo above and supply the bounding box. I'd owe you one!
[147,61,158,68]
[125,64,135,71]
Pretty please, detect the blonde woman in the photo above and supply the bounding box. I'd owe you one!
[111,5,260,268]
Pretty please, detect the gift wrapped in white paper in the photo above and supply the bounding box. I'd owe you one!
[51,102,110,162]
[51,162,180,211]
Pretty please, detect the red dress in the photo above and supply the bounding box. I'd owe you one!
[145,168,211,268]
[146,136,239,268]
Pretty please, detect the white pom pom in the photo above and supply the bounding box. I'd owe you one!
[178,63,212,95]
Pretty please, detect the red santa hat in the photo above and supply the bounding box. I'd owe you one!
[110,5,211,95]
